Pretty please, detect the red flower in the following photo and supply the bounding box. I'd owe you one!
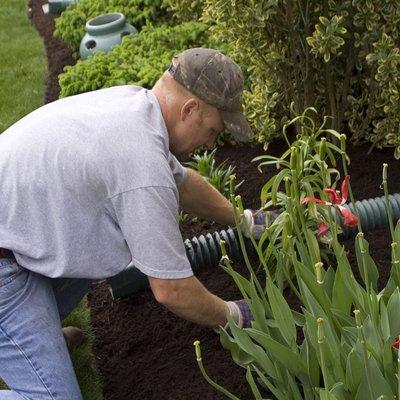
[301,175,358,228]
[392,336,400,350]
[316,222,330,237]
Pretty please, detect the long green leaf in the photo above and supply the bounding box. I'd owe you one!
[319,389,338,400]
[220,329,255,367]
[363,316,383,361]
[299,338,320,388]
[332,263,352,315]
[260,168,288,204]
[355,235,379,292]
[387,287,400,338]
[247,329,307,376]
[293,259,332,317]
[333,244,367,312]
[271,169,290,204]
[355,355,394,400]
[345,347,363,392]
[249,279,272,335]
[246,367,263,400]
[266,279,297,347]
[287,371,304,400]
[252,364,288,400]
[303,228,321,267]
[228,319,279,380]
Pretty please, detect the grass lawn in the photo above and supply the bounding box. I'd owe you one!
[0,1,103,398]
[0,0,45,132]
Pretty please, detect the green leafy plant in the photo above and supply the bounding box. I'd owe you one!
[194,109,400,399]
[185,148,243,198]
[59,21,211,97]
[54,0,169,55]
[162,0,203,23]
[199,0,400,155]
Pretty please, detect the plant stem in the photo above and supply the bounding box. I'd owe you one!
[354,310,375,397]
[382,163,395,240]
[340,134,361,231]
[317,318,330,391]
[193,341,241,400]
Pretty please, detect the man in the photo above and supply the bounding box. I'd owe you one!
[0,48,266,399]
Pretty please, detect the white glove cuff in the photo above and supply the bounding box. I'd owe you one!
[213,301,243,333]
[241,209,254,238]
[226,301,243,327]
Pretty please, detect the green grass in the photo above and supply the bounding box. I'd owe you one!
[0,0,46,132]
[0,2,103,398]
[64,299,104,400]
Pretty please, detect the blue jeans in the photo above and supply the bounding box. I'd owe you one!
[0,257,91,399]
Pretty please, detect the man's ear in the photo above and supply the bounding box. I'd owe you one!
[181,98,199,121]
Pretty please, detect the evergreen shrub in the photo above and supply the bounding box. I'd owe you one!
[59,22,212,97]
[200,1,400,154]
[54,0,169,55]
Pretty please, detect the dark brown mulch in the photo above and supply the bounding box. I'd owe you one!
[28,0,76,103]
[28,2,400,399]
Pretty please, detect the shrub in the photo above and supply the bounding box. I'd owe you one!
[54,0,170,55]
[59,21,211,97]
[201,1,400,154]
[162,0,203,23]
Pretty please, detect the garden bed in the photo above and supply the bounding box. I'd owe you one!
[29,1,400,398]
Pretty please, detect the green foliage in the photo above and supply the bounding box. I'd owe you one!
[185,148,243,198]
[54,0,169,55]
[201,0,400,154]
[162,0,203,22]
[365,33,400,158]
[59,21,211,97]
[198,110,400,399]
[307,15,347,63]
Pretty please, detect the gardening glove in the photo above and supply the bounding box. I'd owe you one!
[224,299,253,329]
[240,209,280,239]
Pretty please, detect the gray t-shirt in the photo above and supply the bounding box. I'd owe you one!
[0,85,193,279]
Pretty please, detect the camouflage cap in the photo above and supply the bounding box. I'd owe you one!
[168,48,252,141]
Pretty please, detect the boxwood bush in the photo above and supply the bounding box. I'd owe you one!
[54,0,170,55]
[59,21,213,97]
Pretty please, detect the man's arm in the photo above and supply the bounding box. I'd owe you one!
[149,275,229,327]
[178,167,235,226]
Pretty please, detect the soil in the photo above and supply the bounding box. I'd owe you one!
[28,1,400,398]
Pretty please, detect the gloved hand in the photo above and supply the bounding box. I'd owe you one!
[240,209,280,239]
[226,299,253,328]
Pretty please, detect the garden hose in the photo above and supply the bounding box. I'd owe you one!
[107,228,253,299]
[107,193,400,299]
[340,193,400,238]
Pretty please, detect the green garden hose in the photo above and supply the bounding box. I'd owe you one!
[340,193,400,237]
[107,193,400,299]
[107,228,251,299]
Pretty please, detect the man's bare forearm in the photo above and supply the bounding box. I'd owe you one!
[149,275,229,327]
[178,168,235,226]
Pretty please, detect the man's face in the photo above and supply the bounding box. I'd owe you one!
[170,100,225,161]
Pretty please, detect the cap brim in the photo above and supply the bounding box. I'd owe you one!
[220,110,253,142]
